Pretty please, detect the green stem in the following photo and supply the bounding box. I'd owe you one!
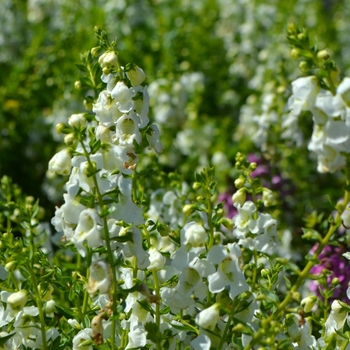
[27,267,48,350]
[206,192,215,250]
[81,250,92,317]
[27,226,48,349]
[152,270,162,350]
[218,313,233,350]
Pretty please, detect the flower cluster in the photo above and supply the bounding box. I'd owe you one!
[287,76,350,173]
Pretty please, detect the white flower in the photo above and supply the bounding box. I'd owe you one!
[147,246,166,271]
[146,124,164,154]
[125,325,147,349]
[233,201,258,238]
[6,290,28,315]
[191,335,211,350]
[195,303,220,330]
[232,188,246,206]
[111,81,135,113]
[337,77,350,107]
[262,188,276,207]
[98,51,118,70]
[325,300,348,337]
[290,76,319,114]
[127,65,146,86]
[72,328,93,350]
[114,112,142,145]
[207,243,249,299]
[71,209,102,257]
[68,113,86,128]
[48,149,71,175]
[183,222,207,247]
[87,260,112,296]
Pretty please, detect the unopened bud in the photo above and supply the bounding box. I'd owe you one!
[5,261,16,272]
[317,49,330,61]
[7,290,28,312]
[297,32,306,41]
[91,46,101,57]
[301,296,317,313]
[299,61,309,72]
[291,48,300,60]
[249,162,257,171]
[192,182,201,190]
[232,188,246,206]
[64,133,75,146]
[55,123,65,134]
[291,292,301,303]
[234,177,245,189]
[84,100,93,111]
[262,188,276,207]
[332,277,340,286]
[183,204,196,216]
[74,81,82,90]
[261,269,270,278]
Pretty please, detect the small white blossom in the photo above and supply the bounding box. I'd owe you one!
[72,328,93,350]
[48,149,71,175]
[127,65,146,86]
[71,209,102,257]
[87,260,112,296]
[183,222,207,247]
[195,303,220,330]
[111,81,135,113]
[147,246,166,271]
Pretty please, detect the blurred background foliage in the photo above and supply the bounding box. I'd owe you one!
[1,0,350,239]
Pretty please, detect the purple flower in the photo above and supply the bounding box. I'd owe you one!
[309,244,350,302]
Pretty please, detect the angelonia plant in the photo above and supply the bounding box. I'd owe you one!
[3,25,350,350]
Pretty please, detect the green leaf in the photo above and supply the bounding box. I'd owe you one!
[75,63,89,73]
[283,275,292,290]
[55,304,77,319]
[137,300,155,315]
[0,333,15,346]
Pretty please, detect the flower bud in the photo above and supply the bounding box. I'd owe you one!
[262,188,276,207]
[317,50,330,60]
[301,296,317,313]
[68,113,86,128]
[55,123,65,134]
[192,182,201,190]
[45,299,56,314]
[232,188,246,206]
[64,133,75,146]
[291,48,300,59]
[234,177,245,189]
[87,260,112,296]
[331,277,340,286]
[218,218,234,230]
[5,261,16,272]
[7,290,28,312]
[147,247,166,271]
[183,223,207,247]
[84,100,93,111]
[297,32,306,41]
[195,303,221,330]
[183,204,196,216]
[48,149,72,175]
[98,51,119,69]
[299,61,309,72]
[127,65,146,86]
[261,269,270,278]
[74,81,82,90]
[249,162,257,171]
[91,46,101,57]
